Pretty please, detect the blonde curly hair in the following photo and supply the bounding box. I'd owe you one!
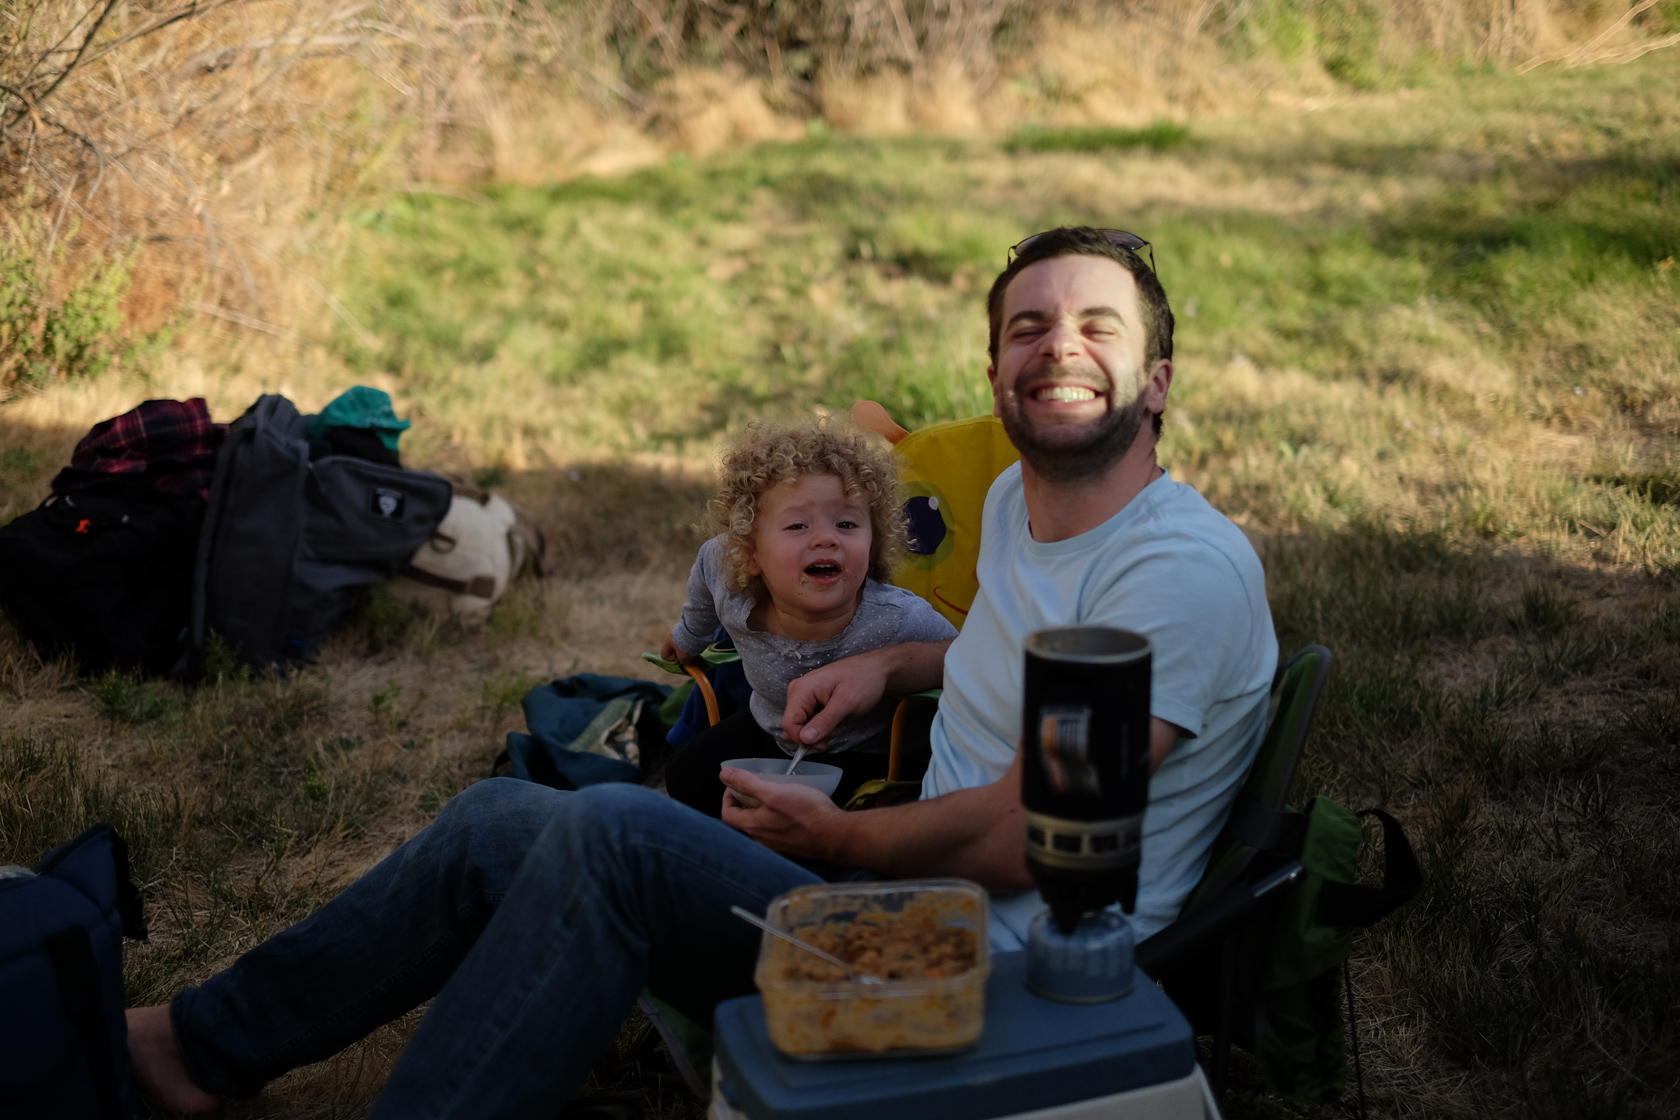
[709,419,903,598]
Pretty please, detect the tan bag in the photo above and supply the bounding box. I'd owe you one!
[391,482,549,625]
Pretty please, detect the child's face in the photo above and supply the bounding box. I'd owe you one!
[745,474,873,624]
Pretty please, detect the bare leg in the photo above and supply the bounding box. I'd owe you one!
[126,1005,220,1114]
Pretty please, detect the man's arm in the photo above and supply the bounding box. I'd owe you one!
[781,639,951,750]
[722,717,1181,887]
[722,750,1033,888]
[1148,716,1182,774]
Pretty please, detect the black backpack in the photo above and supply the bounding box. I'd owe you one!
[191,394,452,667]
[0,825,149,1119]
[0,479,204,675]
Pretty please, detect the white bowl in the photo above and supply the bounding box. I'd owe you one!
[722,757,844,808]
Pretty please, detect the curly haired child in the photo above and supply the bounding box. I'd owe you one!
[660,419,957,818]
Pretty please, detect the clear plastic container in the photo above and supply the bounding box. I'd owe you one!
[752,879,990,1058]
[722,758,843,809]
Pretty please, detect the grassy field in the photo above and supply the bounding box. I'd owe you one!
[2,52,1678,1120]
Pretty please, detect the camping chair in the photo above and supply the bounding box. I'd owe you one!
[1135,645,1334,1095]
[645,641,739,731]
[852,401,1019,634]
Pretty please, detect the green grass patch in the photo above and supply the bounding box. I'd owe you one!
[1591,466,1680,507]
[327,65,1680,572]
[1260,524,1680,1117]
[1002,120,1192,154]
[87,669,178,725]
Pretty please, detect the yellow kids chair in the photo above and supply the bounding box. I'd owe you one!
[848,401,1019,797]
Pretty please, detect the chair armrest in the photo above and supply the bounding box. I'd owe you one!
[1136,861,1303,978]
[684,664,721,727]
[886,690,942,781]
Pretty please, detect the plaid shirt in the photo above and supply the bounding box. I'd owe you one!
[51,398,226,500]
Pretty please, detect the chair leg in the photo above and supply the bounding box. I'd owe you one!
[1210,934,1237,1098]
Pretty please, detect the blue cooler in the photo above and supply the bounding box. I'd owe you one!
[710,950,1220,1120]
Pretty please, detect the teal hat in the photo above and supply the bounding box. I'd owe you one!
[307,386,413,451]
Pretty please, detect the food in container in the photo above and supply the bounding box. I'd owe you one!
[751,879,989,1058]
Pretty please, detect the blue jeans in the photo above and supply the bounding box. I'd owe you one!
[171,779,820,1119]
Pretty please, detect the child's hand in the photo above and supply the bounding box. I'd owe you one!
[659,634,694,667]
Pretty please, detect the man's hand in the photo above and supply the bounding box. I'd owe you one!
[720,767,846,859]
[782,640,951,749]
[719,751,1034,891]
[781,658,886,750]
[721,715,1181,887]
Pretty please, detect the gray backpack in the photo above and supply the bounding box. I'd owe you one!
[190,394,452,667]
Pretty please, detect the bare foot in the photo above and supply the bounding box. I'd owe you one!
[126,1005,221,1115]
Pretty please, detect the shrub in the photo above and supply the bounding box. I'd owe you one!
[0,220,133,391]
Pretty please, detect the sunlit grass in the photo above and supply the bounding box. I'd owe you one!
[323,58,1679,572]
[1002,120,1194,153]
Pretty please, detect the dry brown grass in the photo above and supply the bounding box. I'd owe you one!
[5,466,1675,1119]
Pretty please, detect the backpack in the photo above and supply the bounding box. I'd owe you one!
[0,398,222,675]
[1253,799,1421,1103]
[389,482,551,626]
[0,479,205,675]
[190,394,452,667]
[1148,795,1420,1108]
[0,825,149,1119]
[494,674,676,790]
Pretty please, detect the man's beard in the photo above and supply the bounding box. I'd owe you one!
[999,375,1151,484]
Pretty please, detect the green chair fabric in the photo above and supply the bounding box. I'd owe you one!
[1145,644,1335,1101]
[1182,645,1333,914]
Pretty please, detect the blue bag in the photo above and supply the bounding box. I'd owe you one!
[499,673,674,789]
[0,825,148,1119]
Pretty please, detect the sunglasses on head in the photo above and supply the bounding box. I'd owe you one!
[1009,229,1156,275]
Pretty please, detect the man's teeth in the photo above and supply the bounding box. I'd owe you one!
[1036,386,1097,402]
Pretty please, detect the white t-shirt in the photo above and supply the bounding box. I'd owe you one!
[923,463,1278,945]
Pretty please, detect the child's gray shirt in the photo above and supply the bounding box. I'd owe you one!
[670,535,958,754]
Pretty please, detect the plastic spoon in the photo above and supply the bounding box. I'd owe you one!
[729,906,883,984]
[784,746,808,776]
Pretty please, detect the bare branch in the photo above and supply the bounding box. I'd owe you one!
[34,0,121,105]
[188,299,295,338]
